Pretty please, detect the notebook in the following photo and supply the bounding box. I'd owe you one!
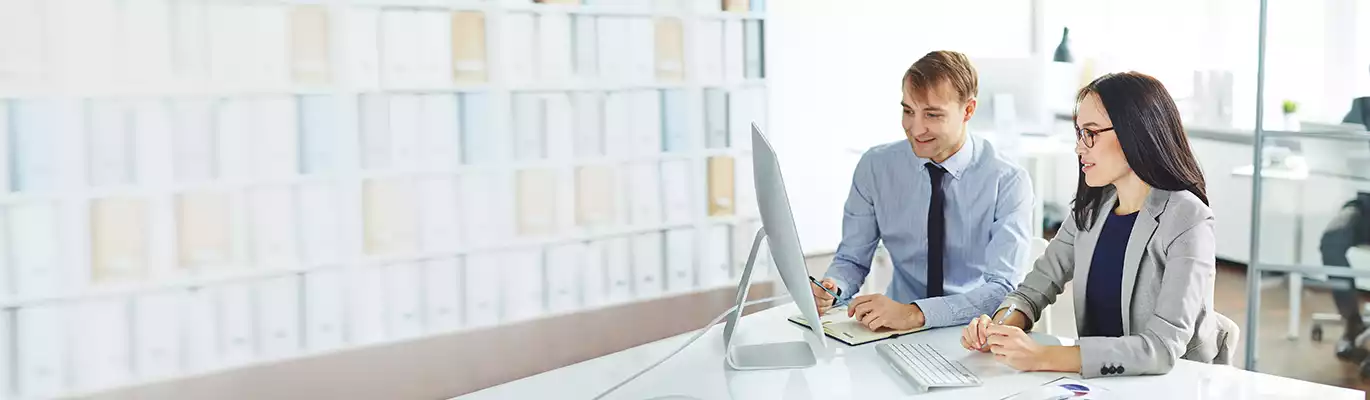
[787,306,928,346]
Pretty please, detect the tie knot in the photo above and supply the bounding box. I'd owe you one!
[925,162,947,178]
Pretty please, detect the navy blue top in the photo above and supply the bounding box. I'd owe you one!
[1084,211,1139,337]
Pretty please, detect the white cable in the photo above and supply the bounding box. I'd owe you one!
[590,294,793,400]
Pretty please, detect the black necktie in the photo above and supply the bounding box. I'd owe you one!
[926,163,946,297]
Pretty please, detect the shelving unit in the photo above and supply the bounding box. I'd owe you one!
[0,0,770,397]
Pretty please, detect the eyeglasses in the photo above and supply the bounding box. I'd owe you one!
[1075,126,1115,148]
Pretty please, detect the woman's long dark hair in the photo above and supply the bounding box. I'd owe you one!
[1072,72,1209,231]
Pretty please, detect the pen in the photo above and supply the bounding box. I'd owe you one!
[808,276,843,307]
[996,304,1018,325]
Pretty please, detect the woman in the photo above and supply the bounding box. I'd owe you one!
[958,71,1237,378]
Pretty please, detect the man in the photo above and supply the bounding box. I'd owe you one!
[1326,193,1370,361]
[811,50,1034,331]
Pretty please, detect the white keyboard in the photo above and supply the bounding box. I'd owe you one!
[876,343,981,391]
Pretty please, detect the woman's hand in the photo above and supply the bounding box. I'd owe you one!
[984,324,1050,371]
[960,315,994,352]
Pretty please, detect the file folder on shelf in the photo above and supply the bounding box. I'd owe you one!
[10,203,62,297]
[131,101,174,186]
[11,100,71,192]
[0,0,46,87]
[723,0,749,12]
[581,241,608,307]
[418,94,461,170]
[625,162,663,225]
[575,165,618,228]
[387,94,423,169]
[701,225,732,286]
[661,90,690,152]
[502,13,537,84]
[171,0,211,83]
[304,270,347,352]
[451,11,489,83]
[602,92,633,157]
[184,288,220,372]
[545,93,575,161]
[704,89,729,148]
[416,177,463,253]
[347,7,382,89]
[247,186,300,265]
[177,191,234,269]
[538,14,574,82]
[654,18,685,82]
[546,243,585,314]
[631,232,664,298]
[18,306,68,398]
[424,258,464,332]
[461,172,515,246]
[71,299,131,392]
[722,20,745,82]
[572,92,605,158]
[121,0,174,83]
[631,90,663,156]
[251,97,301,179]
[417,10,454,87]
[602,237,633,303]
[572,16,598,79]
[299,95,339,174]
[517,169,560,236]
[133,291,183,380]
[298,184,344,265]
[214,100,252,180]
[380,10,420,88]
[512,94,547,161]
[257,276,301,359]
[660,159,695,224]
[385,263,425,339]
[707,156,736,216]
[464,253,501,327]
[502,250,546,322]
[217,283,256,366]
[290,5,331,84]
[692,20,724,84]
[48,0,118,87]
[628,18,656,83]
[363,179,420,256]
[91,198,150,283]
[595,17,627,83]
[347,265,387,345]
[461,93,506,165]
[171,99,217,183]
[735,155,758,217]
[87,102,136,187]
[744,20,765,79]
[665,228,696,293]
[359,93,392,169]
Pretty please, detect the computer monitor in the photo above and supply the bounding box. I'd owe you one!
[722,123,826,370]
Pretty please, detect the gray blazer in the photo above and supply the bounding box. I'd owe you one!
[998,187,1237,378]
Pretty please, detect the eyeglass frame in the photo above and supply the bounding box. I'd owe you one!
[1075,126,1115,148]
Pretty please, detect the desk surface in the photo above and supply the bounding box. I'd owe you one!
[459,303,1363,400]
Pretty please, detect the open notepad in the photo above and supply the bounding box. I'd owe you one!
[787,306,929,346]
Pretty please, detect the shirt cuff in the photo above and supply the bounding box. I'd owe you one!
[913,297,952,328]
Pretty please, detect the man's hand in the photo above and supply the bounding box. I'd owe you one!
[847,294,925,331]
[810,278,839,314]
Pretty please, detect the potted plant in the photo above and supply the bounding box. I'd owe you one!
[1282,99,1300,131]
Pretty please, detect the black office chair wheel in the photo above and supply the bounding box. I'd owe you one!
[1312,324,1325,342]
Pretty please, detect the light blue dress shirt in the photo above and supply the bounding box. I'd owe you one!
[824,134,1034,328]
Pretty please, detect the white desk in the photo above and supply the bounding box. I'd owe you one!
[458,303,1362,400]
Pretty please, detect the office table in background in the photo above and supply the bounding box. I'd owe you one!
[458,303,1361,400]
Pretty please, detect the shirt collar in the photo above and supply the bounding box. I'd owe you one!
[921,134,976,180]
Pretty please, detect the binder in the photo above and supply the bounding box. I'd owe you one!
[571,16,599,79]
[517,169,559,236]
[575,165,617,227]
[602,92,633,157]
[387,94,422,169]
[11,100,65,192]
[464,253,501,327]
[750,0,766,12]
[626,163,663,225]
[170,0,210,83]
[305,270,347,351]
[290,5,332,84]
[131,101,174,186]
[217,283,256,366]
[380,10,420,88]
[571,92,605,158]
[17,306,68,398]
[417,177,463,252]
[385,263,425,339]
[661,90,689,152]
[87,102,136,186]
[546,243,584,314]
[71,299,131,392]
[580,241,608,307]
[257,276,301,359]
[91,198,150,282]
[48,0,118,86]
[537,14,574,82]
[252,97,301,178]
[723,0,749,12]
[631,232,665,298]
[660,160,695,223]
[171,99,217,183]
[461,172,515,246]
[183,288,220,372]
[460,93,505,165]
[735,155,758,216]
[214,100,251,180]
[298,184,343,264]
[628,19,656,83]
[359,93,392,169]
[417,94,461,170]
[512,94,547,161]
[603,237,633,303]
[347,265,387,344]
[247,187,300,265]
[595,17,627,83]
[728,89,753,149]
[177,191,233,269]
[206,3,250,86]
[701,225,733,286]
[10,203,61,297]
[654,18,686,82]
[704,89,729,148]
[299,95,339,174]
[631,90,663,155]
[347,7,382,90]
[424,258,464,332]
[501,13,537,84]
[707,156,736,216]
[502,250,545,321]
[693,20,724,84]
[0,0,46,86]
[723,20,745,82]
[665,229,696,292]
[417,10,454,87]
[363,179,419,256]
[451,11,489,83]
[133,291,183,380]
[744,20,765,79]
[246,5,291,88]
[545,94,575,161]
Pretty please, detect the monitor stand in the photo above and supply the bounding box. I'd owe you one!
[722,227,818,371]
